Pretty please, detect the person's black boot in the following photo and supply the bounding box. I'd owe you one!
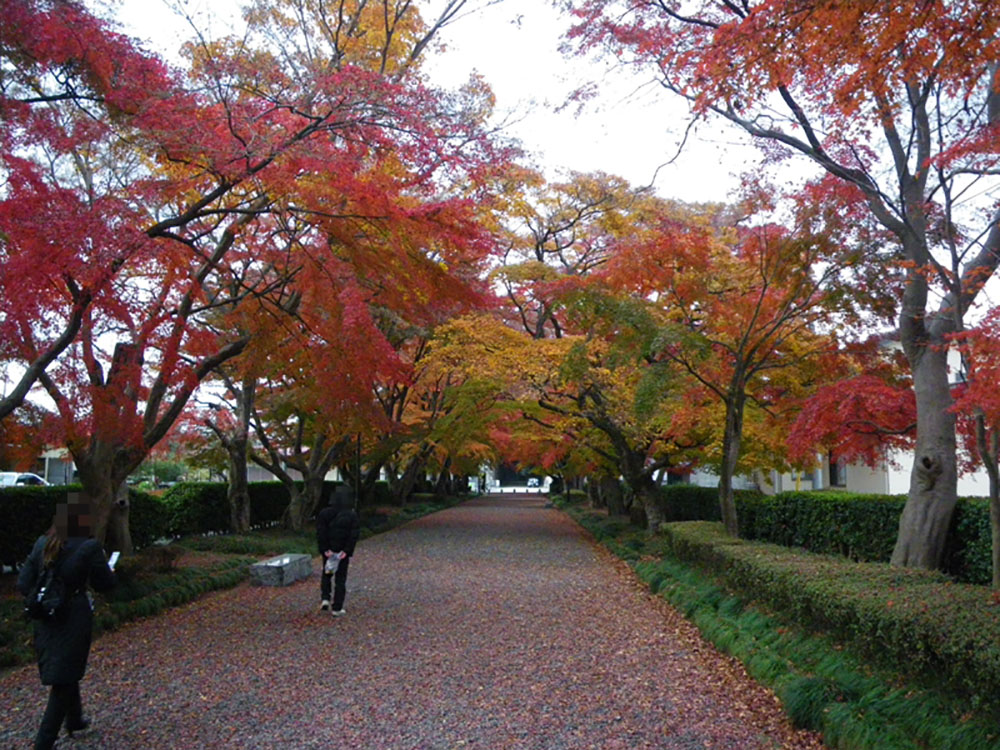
[66,717,90,737]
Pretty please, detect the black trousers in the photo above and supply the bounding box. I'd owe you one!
[320,556,350,610]
[35,682,82,750]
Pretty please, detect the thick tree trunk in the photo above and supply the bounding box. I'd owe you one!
[393,449,429,504]
[302,475,326,520]
[637,480,664,531]
[73,440,135,554]
[106,482,134,554]
[283,482,309,532]
[891,345,958,569]
[599,475,626,516]
[225,373,255,533]
[227,440,251,533]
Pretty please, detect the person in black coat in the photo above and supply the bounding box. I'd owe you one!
[315,484,361,615]
[17,498,116,750]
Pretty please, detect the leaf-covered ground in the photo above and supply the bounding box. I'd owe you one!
[1,496,823,749]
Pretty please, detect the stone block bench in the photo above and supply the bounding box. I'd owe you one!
[249,553,312,586]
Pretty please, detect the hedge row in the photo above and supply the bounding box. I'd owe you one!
[734,491,993,585]
[1,479,410,568]
[2,481,310,565]
[627,484,992,586]
[558,496,1000,747]
[161,481,291,537]
[658,521,1000,713]
[653,484,763,523]
[1,485,164,567]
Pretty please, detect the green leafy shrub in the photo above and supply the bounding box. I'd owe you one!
[163,479,310,536]
[735,491,993,584]
[658,484,722,522]
[659,521,1000,712]
[248,481,291,526]
[128,489,170,548]
[177,530,314,556]
[1,485,171,566]
[943,498,993,585]
[370,480,392,506]
[570,503,1000,749]
[735,490,904,562]
[162,482,230,536]
[0,485,61,567]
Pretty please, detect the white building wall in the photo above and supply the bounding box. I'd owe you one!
[686,468,758,491]
[844,461,891,494]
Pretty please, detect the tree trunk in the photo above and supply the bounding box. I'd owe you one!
[587,479,603,509]
[890,345,958,569]
[393,449,429,504]
[599,475,626,516]
[638,481,664,532]
[106,482,134,555]
[72,439,135,554]
[227,440,251,533]
[434,456,452,499]
[303,474,326,520]
[283,482,309,532]
[718,387,745,536]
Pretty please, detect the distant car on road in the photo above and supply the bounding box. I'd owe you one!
[526,478,540,488]
[0,471,50,487]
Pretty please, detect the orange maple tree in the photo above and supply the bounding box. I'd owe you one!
[596,202,852,534]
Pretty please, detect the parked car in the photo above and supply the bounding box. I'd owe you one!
[0,471,50,487]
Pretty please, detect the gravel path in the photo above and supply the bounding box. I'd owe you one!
[1,495,823,749]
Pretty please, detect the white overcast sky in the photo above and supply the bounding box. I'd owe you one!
[110,0,765,204]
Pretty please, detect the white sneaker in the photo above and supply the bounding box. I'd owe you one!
[331,608,346,617]
[320,600,330,611]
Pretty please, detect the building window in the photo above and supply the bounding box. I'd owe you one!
[829,453,847,487]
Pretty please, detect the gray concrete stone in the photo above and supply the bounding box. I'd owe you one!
[248,553,313,586]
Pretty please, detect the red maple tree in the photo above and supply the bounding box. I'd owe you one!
[1,0,505,550]
[567,0,1000,568]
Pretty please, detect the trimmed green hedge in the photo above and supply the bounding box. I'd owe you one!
[562,501,1000,747]
[943,498,993,585]
[734,491,994,585]
[3,480,391,563]
[735,491,904,561]
[121,488,167,549]
[161,480,329,538]
[659,521,1000,712]
[655,484,764,523]
[1,485,164,565]
[0,485,62,567]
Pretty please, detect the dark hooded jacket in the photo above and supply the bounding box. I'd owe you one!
[316,486,361,557]
[17,535,116,685]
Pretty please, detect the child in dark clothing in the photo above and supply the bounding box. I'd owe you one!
[316,485,361,615]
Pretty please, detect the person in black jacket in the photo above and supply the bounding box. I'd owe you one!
[316,484,361,616]
[17,498,116,750]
